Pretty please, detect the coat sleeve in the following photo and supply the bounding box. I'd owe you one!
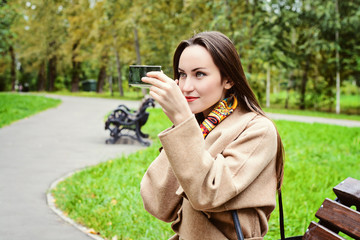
[140,150,183,222]
[158,114,278,212]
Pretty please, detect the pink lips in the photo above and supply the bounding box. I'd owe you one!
[185,96,199,102]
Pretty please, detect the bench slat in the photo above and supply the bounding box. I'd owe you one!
[315,198,360,239]
[303,221,346,240]
[333,177,360,210]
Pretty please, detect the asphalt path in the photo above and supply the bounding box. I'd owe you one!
[0,95,145,240]
[0,94,359,240]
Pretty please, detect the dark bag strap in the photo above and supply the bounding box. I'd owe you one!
[279,190,285,240]
[232,190,300,240]
[231,210,245,240]
[232,191,288,240]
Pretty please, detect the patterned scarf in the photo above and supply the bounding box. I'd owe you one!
[200,96,238,138]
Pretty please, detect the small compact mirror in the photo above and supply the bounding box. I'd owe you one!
[129,65,162,88]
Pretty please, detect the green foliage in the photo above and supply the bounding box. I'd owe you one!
[269,91,360,116]
[264,98,360,121]
[51,108,360,239]
[0,92,61,128]
[0,1,18,91]
[1,0,359,113]
[0,1,17,54]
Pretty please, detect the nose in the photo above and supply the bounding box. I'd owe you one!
[181,77,195,92]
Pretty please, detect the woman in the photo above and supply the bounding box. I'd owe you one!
[140,31,284,240]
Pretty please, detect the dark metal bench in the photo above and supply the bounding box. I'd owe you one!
[104,96,155,146]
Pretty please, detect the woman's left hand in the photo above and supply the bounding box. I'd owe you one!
[142,71,192,126]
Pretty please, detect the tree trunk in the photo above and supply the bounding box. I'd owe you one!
[71,61,81,92]
[71,40,81,92]
[9,45,16,92]
[335,69,340,113]
[47,40,57,91]
[134,27,141,65]
[37,61,46,91]
[114,49,124,96]
[266,65,271,108]
[327,76,335,112]
[335,0,341,114]
[134,26,147,96]
[108,74,113,97]
[285,71,294,109]
[97,65,106,93]
[245,0,256,76]
[48,55,57,91]
[112,33,124,97]
[300,58,310,110]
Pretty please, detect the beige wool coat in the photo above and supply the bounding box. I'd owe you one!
[140,107,278,240]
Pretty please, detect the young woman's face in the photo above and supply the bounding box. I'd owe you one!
[178,45,232,117]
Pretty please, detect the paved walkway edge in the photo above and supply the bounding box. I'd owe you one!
[46,169,104,240]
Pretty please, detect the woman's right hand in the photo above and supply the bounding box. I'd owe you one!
[142,71,192,126]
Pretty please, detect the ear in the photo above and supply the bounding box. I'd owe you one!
[223,78,234,90]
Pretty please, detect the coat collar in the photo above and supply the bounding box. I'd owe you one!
[204,108,258,157]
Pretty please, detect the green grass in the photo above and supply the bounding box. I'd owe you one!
[266,120,360,239]
[0,92,61,128]
[51,108,360,239]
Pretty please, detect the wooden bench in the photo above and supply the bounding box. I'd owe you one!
[104,96,155,146]
[301,177,360,240]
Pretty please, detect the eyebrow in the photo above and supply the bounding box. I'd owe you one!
[178,67,207,72]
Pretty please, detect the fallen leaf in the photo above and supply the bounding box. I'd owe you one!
[87,228,98,235]
[111,199,117,205]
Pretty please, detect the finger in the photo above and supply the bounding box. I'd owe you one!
[148,88,168,108]
[149,85,166,97]
[148,90,160,103]
[146,71,173,83]
[141,76,168,89]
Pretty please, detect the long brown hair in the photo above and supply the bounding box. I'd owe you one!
[173,31,284,190]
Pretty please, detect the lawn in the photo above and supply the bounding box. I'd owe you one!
[51,108,360,240]
[0,92,61,128]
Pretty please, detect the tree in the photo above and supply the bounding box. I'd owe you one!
[1,0,358,116]
[61,0,93,92]
[11,0,66,91]
[0,1,18,91]
[104,0,134,96]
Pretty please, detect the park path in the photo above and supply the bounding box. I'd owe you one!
[267,112,360,127]
[0,94,359,240]
[0,95,144,240]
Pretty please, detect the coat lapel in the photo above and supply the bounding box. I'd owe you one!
[204,109,258,157]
